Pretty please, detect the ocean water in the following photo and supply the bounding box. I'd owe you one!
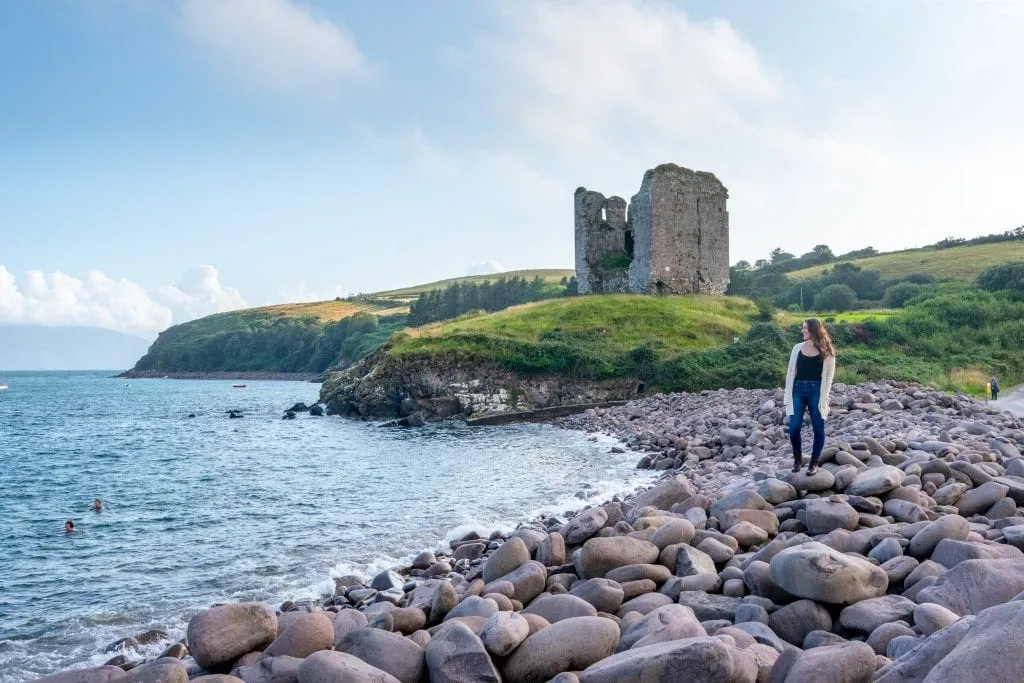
[0,371,651,681]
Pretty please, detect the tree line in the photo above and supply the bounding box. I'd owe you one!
[407,275,578,326]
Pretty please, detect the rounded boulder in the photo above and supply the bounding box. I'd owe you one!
[502,616,620,683]
[187,602,277,670]
[769,542,888,604]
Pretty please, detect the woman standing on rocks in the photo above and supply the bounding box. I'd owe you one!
[785,318,836,475]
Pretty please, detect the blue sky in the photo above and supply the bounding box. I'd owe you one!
[2,0,1023,338]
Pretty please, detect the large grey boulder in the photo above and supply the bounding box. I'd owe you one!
[561,507,608,545]
[483,537,531,583]
[917,558,1024,615]
[676,591,743,622]
[575,537,660,579]
[769,542,888,604]
[708,489,770,520]
[629,474,695,511]
[502,617,620,683]
[331,610,368,649]
[839,594,916,634]
[122,662,188,683]
[297,651,400,683]
[234,655,303,683]
[768,599,832,646]
[783,641,876,682]
[803,499,859,534]
[578,636,737,683]
[924,600,1024,682]
[569,578,625,613]
[35,668,126,683]
[479,611,530,657]
[522,594,597,623]
[875,617,974,683]
[336,627,424,683]
[425,621,501,683]
[483,561,547,604]
[263,613,333,659]
[931,538,1023,569]
[187,603,277,670]
[914,603,960,636]
[908,515,971,558]
[615,604,705,652]
[846,465,905,496]
[955,481,1009,516]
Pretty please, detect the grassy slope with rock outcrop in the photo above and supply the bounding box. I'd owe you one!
[122,269,573,377]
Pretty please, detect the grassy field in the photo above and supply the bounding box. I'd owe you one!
[366,268,575,302]
[787,242,1024,281]
[393,294,757,359]
[778,309,900,326]
[243,299,399,322]
[233,268,574,321]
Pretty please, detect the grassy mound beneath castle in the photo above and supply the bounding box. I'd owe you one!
[786,241,1024,281]
[383,290,1024,396]
[386,295,785,386]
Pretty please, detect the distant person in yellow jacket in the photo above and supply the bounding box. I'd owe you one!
[784,318,837,476]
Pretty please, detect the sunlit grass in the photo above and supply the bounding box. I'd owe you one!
[787,242,1024,281]
[392,294,757,360]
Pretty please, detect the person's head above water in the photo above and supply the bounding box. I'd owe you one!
[93,499,102,511]
[64,520,75,532]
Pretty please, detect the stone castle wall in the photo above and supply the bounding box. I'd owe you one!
[575,163,729,295]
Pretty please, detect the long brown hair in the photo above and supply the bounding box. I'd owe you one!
[805,318,835,358]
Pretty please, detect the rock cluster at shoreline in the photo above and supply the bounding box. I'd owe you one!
[37,381,1024,683]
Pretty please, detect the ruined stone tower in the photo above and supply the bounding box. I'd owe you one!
[574,163,729,295]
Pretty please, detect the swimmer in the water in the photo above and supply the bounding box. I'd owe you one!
[92,499,102,512]
[64,520,75,533]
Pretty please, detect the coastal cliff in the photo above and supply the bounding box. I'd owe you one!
[320,343,643,419]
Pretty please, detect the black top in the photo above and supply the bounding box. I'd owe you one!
[795,349,823,381]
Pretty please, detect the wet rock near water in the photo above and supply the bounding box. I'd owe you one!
[46,380,1024,682]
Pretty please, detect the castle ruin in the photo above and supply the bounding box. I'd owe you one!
[574,163,730,295]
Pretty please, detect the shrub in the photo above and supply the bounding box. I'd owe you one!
[883,282,923,308]
[813,284,857,312]
[755,298,775,321]
[976,261,1024,298]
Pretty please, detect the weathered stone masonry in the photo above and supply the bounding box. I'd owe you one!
[575,163,730,295]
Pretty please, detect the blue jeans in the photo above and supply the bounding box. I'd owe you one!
[790,380,825,461]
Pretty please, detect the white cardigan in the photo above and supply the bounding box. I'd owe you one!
[784,343,837,418]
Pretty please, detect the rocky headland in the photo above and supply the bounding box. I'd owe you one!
[39,381,1024,683]
[320,345,640,420]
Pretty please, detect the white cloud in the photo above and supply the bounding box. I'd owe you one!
[156,265,248,322]
[466,261,505,276]
[276,280,350,302]
[472,0,779,151]
[179,0,369,93]
[446,0,1024,263]
[0,265,247,338]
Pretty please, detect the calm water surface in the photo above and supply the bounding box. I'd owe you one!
[0,371,650,681]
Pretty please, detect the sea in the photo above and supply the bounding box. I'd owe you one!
[0,371,652,681]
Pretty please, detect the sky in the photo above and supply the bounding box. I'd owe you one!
[1,0,1023,339]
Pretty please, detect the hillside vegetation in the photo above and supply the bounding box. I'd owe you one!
[124,269,573,375]
[787,241,1024,281]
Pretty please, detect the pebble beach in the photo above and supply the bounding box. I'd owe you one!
[38,380,1024,683]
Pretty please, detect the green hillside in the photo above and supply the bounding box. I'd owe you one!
[385,295,779,385]
[397,295,756,359]
[124,269,573,375]
[787,242,1024,281]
